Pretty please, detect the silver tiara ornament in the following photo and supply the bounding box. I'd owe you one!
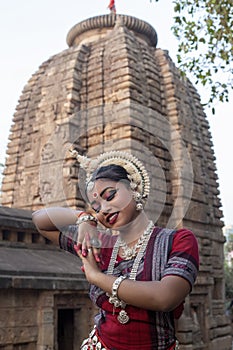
[70,149,150,206]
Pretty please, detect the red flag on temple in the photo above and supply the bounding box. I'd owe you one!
[108,0,116,14]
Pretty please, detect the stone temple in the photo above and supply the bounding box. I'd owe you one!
[0,14,232,349]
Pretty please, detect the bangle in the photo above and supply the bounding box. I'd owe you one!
[76,214,97,226]
[112,275,127,299]
[77,211,93,218]
[108,276,127,308]
[77,211,85,218]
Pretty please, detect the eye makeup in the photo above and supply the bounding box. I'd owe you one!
[91,187,119,212]
[102,188,118,201]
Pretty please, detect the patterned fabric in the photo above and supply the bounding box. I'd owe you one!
[59,226,199,350]
[59,225,78,255]
[81,326,179,350]
[80,326,109,349]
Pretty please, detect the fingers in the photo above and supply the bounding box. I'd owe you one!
[75,242,82,254]
[74,244,89,273]
[74,244,84,259]
[92,247,101,263]
[76,223,102,262]
[85,235,101,262]
[75,234,92,257]
[81,238,88,257]
[74,241,87,257]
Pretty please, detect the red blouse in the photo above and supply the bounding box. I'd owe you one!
[60,226,199,350]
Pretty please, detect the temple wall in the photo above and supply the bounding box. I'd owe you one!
[1,14,232,349]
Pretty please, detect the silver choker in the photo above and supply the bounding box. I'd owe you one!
[119,224,153,260]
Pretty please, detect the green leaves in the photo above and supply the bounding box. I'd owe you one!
[169,0,233,109]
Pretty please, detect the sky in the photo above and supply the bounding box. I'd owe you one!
[0,0,232,226]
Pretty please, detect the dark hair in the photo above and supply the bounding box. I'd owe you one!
[85,164,130,196]
[91,164,129,182]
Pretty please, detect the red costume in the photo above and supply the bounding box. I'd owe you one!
[59,226,199,349]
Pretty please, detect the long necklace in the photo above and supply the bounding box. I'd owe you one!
[106,220,154,324]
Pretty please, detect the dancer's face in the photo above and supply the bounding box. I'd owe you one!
[87,179,139,229]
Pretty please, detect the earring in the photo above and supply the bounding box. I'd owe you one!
[132,191,143,211]
[136,202,143,211]
[132,190,141,201]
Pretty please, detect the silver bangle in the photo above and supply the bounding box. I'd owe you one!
[112,276,127,299]
[76,214,97,226]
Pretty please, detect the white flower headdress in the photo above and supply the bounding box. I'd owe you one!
[70,149,150,208]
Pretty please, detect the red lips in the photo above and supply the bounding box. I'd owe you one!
[107,212,119,225]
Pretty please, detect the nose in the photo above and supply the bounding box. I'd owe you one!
[99,202,112,215]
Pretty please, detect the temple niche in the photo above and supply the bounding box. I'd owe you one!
[0,14,232,349]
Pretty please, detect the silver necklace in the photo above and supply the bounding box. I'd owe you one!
[119,225,153,260]
[106,220,154,324]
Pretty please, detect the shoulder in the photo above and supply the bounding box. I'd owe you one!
[173,228,199,246]
[151,226,199,267]
[163,228,199,288]
[172,228,199,262]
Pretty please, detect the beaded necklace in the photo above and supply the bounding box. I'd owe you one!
[119,226,152,260]
[106,220,154,324]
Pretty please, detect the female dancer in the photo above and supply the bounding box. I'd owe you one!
[32,150,199,350]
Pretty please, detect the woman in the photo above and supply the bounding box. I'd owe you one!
[32,150,199,350]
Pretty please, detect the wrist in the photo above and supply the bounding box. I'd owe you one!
[107,276,127,306]
[112,276,127,299]
[89,270,103,285]
[76,213,98,226]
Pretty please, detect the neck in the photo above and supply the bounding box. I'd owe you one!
[118,211,151,244]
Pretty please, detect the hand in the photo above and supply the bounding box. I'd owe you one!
[75,235,102,284]
[75,221,102,263]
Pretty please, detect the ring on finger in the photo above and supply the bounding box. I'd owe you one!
[90,237,102,249]
[88,248,92,253]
